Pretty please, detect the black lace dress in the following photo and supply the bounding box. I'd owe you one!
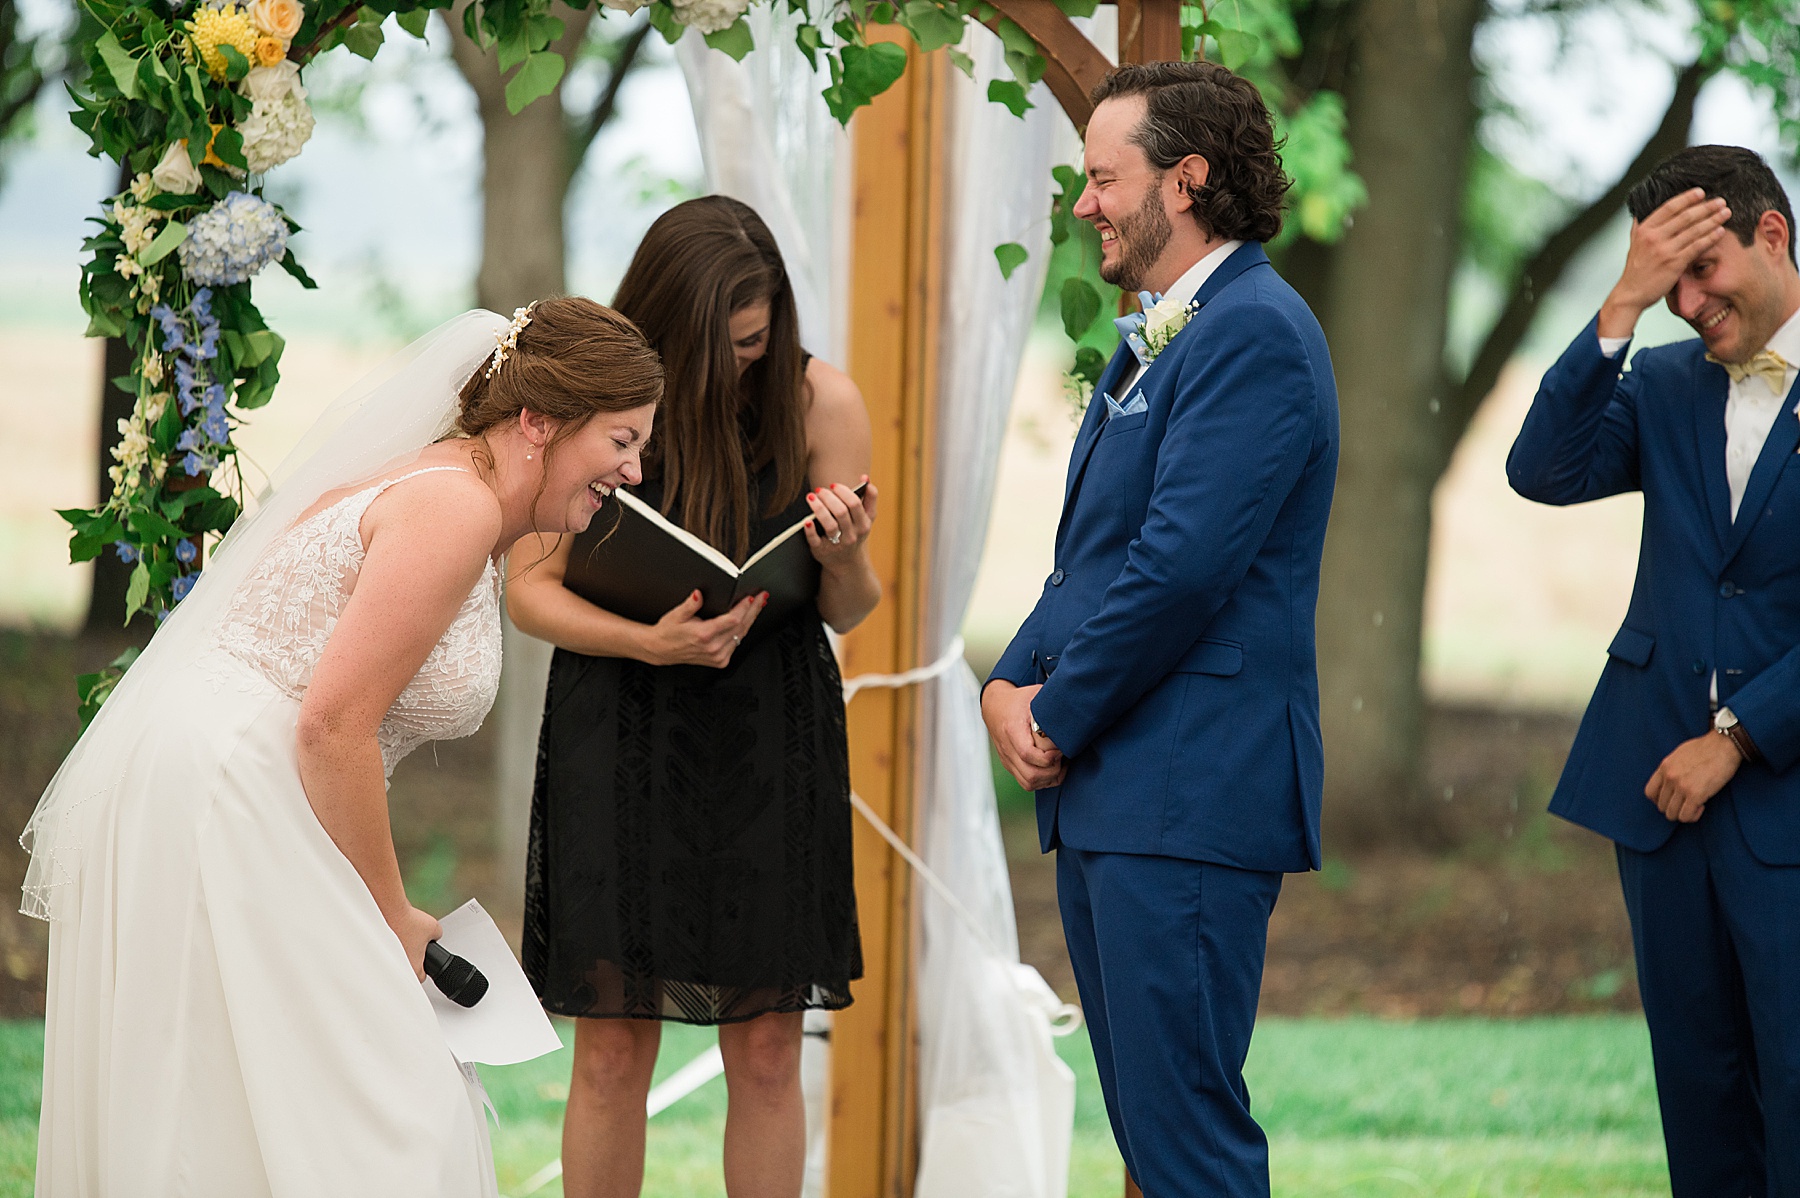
[523,463,862,1024]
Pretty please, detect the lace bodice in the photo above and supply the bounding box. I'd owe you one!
[215,467,503,776]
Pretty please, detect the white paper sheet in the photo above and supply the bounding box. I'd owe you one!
[425,899,564,1067]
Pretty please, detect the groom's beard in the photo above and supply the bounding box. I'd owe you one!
[1099,186,1173,292]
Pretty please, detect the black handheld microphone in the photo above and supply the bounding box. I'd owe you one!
[423,940,489,1008]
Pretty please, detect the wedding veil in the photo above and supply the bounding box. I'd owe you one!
[20,310,511,921]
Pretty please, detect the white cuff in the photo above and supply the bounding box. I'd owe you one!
[1597,335,1631,358]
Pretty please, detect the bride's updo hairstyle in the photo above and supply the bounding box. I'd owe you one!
[454,296,663,474]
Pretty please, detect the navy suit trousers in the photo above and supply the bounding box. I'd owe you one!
[1056,847,1282,1198]
[1618,792,1800,1197]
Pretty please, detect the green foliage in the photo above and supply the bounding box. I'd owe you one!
[993,241,1030,279]
[75,647,141,728]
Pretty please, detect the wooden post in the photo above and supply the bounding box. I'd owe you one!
[826,29,946,1198]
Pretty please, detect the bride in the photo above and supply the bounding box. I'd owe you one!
[22,297,661,1197]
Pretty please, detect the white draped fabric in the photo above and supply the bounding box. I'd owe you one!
[676,19,1084,1195]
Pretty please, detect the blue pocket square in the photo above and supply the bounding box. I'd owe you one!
[1105,392,1148,420]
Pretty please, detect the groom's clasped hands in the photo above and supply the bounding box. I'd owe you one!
[982,680,1064,792]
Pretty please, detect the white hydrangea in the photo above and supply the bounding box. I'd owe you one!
[670,0,750,35]
[177,191,289,287]
[237,62,315,174]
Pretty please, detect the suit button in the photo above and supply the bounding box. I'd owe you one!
[1720,581,1737,598]
[1693,659,1707,675]
[1050,568,1066,586]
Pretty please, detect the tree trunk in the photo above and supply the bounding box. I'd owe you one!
[1314,0,1485,845]
[446,1,593,914]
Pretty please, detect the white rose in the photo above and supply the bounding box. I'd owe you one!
[1141,293,1190,340]
[152,142,203,195]
[671,0,750,35]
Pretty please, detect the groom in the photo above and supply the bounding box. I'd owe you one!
[982,62,1338,1197]
[1508,146,1800,1196]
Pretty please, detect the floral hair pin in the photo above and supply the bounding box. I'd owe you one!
[486,302,538,380]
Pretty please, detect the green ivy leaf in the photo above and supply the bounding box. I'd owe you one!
[1212,27,1259,69]
[1050,0,1098,15]
[217,42,250,81]
[527,13,565,52]
[396,8,431,39]
[946,46,975,77]
[987,78,1032,117]
[994,242,1030,279]
[343,20,385,59]
[123,562,151,622]
[1071,344,1107,387]
[841,40,908,99]
[279,249,318,289]
[646,2,685,44]
[96,31,140,100]
[794,22,823,67]
[899,0,964,52]
[129,508,187,542]
[138,220,187,267]
[1060,276,1101,341]
[703,18,755,60]
[504,49,566,113]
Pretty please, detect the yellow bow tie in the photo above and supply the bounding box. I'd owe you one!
[1707,349,1794,390]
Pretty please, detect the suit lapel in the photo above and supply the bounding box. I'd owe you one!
[1061,342,1133,513]
[1694,356,1732,555]
[1724,380,1800,564]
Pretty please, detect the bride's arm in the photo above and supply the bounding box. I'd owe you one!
[296,471,501,979]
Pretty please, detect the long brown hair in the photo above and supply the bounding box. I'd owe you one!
[612,196,808,563]
[455,296,663,524]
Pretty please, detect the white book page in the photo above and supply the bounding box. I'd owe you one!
[615,489,741,577]
[740,511,816,572]
[426,899,563,1067]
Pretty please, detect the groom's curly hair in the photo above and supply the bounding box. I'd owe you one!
[1091,62,1291,244]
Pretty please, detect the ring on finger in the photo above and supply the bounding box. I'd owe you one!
[829,531,842,544]
[731,634,741,645]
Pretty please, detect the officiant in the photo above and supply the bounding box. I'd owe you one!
[505,195,879,1198]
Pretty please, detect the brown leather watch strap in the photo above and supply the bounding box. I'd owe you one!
[1721,721,1764,765]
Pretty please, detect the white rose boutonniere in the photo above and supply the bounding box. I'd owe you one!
[1139,293,1198,363]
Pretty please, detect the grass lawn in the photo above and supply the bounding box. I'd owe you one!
[0,1017,1669,1197]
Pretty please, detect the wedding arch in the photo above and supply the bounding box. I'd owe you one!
[55,0,1333,1192]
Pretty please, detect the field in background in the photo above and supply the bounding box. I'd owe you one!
[0,1016,1668,1197]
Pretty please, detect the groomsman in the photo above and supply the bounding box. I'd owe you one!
[982,63,1338,1197]
[1509,146,1800,1196]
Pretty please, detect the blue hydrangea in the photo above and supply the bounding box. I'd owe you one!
[170,574,197,602]
[175,539,198,564]
[113,541,138,563]
[176,192,289,288]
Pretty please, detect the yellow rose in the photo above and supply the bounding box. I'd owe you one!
[249,0,304,42]
[253,36,286,67]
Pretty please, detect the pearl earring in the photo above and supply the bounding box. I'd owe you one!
[526,449,535,461]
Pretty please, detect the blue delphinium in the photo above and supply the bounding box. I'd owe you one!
[201,408,230,445]
[175,539,198,564]
[170,574,197,602]
[149,304,186,355]
[113,541,138,563]
[182,451,211,477]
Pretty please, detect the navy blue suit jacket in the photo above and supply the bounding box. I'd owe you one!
[1508,316,1800,861]
[988,243,1339,873]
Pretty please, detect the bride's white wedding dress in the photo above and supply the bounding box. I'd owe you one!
[35,466,502,1198]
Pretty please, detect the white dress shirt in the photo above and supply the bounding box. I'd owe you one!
[1598,307,1800,519]
[1114,239,1243,402]
[1599,307,1800,704]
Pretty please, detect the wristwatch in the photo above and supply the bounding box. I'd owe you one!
[1714,706,1763,764]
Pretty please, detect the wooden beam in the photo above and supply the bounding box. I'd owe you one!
[1116,0,1181,64]
[982,0,1113,130]
[827,28,946,1198]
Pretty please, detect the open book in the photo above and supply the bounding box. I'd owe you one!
[561,486,859,642]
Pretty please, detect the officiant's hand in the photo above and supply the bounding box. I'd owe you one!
[1645,731,1742,823]
[982,680,1065,791]
[804,478,876,566]
[643,590,766,669]
[391,905,443,982]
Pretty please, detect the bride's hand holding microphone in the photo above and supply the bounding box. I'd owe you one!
[389,904,444,983]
